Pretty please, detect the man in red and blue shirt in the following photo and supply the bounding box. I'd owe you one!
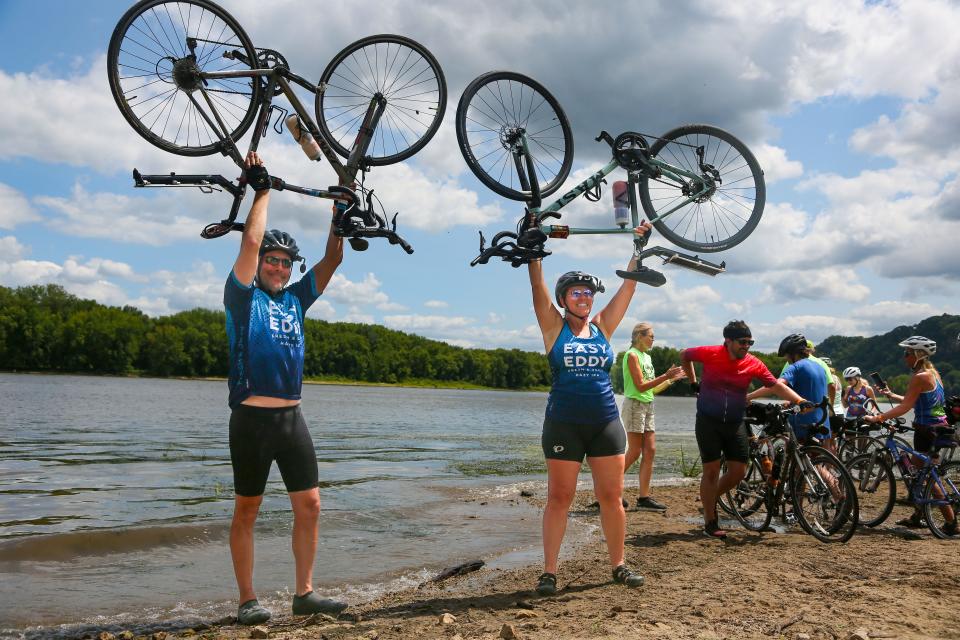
[681,320,804,538]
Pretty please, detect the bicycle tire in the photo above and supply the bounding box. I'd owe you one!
[727,455,773,532]
[456,71,574,201]
[639,124,765,253]
[923,461,960,539]
[107,0,261,156]
[846,453,896,527]
[790,446,858,543]
[316,34,446,166]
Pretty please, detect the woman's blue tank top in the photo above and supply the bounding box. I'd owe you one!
[545,322,619,424]
[914,377,947,426]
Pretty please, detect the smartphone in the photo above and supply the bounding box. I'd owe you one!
[869,371,886,389]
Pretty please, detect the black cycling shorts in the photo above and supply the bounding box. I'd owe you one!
[695,414,750,464]
[913,423,938,454]
[229,404,319,497]
[542,416,626,462]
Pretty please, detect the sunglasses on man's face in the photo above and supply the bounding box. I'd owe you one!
[734,338,755,346]
[568,289,595,299]
[263,255,292,268]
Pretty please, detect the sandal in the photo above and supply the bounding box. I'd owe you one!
[535,572,557,596]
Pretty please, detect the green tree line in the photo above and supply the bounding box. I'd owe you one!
[0,284,550,389]
[3,284,957,395]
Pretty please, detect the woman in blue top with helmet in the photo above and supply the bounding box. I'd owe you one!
[528,223,651,596]
[864,336,957,534]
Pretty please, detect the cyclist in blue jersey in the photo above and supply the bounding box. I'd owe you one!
[224,152,348,624]
[528,224,651,596]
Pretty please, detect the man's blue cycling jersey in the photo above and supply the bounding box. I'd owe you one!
[224,270,319,408]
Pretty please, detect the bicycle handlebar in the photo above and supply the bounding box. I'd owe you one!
[470,230,550,267]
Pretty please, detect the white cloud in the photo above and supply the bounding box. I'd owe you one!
[0,183,40,229]
[0,236,28,261]
[753,144,803,183]
[758,268,870,303]
[323,272,401,310]
[424,300,448,308]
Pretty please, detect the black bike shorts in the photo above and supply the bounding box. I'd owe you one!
[229,404,319,497]
[695,414,749,464]
[541,416,626,462]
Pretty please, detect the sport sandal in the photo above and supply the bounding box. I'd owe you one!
[238,599,271,625]
[896,513,925,528]
[703,519,727,539]
[535,572,557,596]
[612,564,644,587]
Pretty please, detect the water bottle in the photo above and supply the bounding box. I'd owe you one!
[612,180,630,228]
[286,115,322,161]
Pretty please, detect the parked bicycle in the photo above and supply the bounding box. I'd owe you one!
[846,420,960,537]
[107,0,446,251]
[455,71,765,285]
[727,400,859,543]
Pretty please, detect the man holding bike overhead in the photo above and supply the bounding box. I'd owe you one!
[681,321,805,538]
[223,152,347,624]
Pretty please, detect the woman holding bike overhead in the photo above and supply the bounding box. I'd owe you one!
[864,336,957,534]
[529,225,650,596]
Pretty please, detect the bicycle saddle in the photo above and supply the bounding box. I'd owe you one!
[617,266,666,287]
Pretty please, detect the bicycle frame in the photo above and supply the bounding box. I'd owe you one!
[863,431,957,507]
[135,44,392,239]
[513,131,726,278]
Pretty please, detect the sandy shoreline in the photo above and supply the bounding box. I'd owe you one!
[32,482,960,640]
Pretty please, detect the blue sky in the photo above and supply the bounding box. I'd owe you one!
[1,0,959,354]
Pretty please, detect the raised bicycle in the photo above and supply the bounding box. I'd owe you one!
[846,420,960,537]
[455,71,765,285]
[727,400,859,543]
[107,0,446,252]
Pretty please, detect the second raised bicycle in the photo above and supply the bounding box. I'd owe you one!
[456,71,765,285]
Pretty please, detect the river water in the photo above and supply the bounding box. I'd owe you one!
[0,373,699,637]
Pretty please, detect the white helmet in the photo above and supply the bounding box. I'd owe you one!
[842,367,861,378]
[898,335,936,356]
[820,356,833,366]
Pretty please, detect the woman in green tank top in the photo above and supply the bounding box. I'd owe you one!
[622,323,685,511]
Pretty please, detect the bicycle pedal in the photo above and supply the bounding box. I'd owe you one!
[616,267,666,287]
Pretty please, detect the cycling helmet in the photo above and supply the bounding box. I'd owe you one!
[777,333,808,357]
[554,271,605,306]
[260,229,302,260]
[842,366,861,379]
[897,335,936,356]
[820,357,833,366]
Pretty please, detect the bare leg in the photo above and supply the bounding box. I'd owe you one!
[637,432,656,498]
[231,494,263,604]
[624,432,642,475]
[701,460,746,522]
[289,488,321,596]
[588,454,627,567]
[543,459,581,574]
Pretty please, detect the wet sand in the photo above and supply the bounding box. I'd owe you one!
[82,482,960,640]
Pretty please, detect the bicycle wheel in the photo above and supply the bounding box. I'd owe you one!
[639,124,765,253]
[107,0,261,156]
[838,434,884,464]
[846,453,896,527]
[727,456,773,532]
[790,446,858,543]
[923,461,960,539]
[456,71,574,201]
[316,34,446,166]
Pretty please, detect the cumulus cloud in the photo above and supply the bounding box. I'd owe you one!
[0,183,40,229]
[753,144,804,183]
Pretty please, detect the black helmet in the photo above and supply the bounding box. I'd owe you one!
[778,333,808,357]
[260,229,303,262]
[554,271,605,306]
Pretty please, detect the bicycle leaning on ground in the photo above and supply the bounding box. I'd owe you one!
[107,0,447,252]
[846,420,960,537]
[456,71,766,286]
[726,400,859,543]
